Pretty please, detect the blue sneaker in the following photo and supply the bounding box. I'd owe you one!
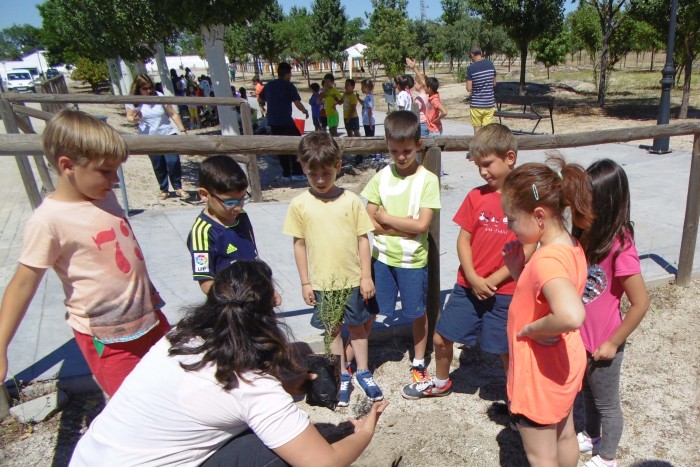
[337,373,352,407]
[354,370,384,401]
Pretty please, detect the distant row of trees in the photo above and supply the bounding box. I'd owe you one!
[0,0,696,119]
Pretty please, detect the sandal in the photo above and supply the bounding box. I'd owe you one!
[158,191,168,200]
[175,189,190,200]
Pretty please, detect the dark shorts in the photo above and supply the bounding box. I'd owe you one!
[511,413,550,428]
[363,124,375,137]
[344,117,360,130]
[310,287,371,328]
[434,284,511,355]
[371,259,427,320]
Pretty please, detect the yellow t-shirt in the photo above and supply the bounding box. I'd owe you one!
[283,190,374,290]
[343,92,358,119]
[323,88,342,117]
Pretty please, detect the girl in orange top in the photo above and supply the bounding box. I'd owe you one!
[501,155,594,467]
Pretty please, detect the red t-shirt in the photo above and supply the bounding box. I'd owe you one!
[426,93,443,134]
[453,186,517,295]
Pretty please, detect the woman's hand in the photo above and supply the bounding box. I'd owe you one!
[349,401,389,435]
[280,371,316,396]
[502,240,526,280]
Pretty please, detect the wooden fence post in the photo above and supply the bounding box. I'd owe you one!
[422,145,442,353]
[240,102,262,202]
[676,133,700,286]
[10,103,55,193]
[0,98,42,209]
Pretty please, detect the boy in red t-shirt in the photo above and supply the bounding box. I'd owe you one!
[402,123,533,399]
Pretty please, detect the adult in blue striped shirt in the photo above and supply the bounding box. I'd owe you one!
[466,45,497,134]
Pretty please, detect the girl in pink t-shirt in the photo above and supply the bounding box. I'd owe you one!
[501,155,594,467]
[573,159,649,467]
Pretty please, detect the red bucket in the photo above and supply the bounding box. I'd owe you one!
[294,118,305,135]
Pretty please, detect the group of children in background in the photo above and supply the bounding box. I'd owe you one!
[0,103,648,467]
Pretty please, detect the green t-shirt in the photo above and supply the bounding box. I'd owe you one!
[361,164,441,268]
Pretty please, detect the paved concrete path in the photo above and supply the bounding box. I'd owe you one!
[1,106,698,387]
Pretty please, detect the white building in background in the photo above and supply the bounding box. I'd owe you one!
[144,55,212,74]
[0,50,67,81]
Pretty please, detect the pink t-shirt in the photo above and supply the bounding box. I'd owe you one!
[580,236,641,353]
[415,92,428,123]
[453,186,517,295]
[19,193,162,343]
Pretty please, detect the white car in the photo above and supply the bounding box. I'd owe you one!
[6,69,36,93]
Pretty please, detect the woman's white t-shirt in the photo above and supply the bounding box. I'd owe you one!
[70,338,309,467]
[125,91,177,136]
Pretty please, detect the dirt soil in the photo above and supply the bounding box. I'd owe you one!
[1,69,698,465]
[0,281,698,466]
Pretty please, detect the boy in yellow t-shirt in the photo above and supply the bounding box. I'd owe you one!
[343,78,360,137]
[318,73,343,137]
[283,132,382,407]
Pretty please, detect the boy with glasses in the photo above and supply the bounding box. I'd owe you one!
[187,156,258,294]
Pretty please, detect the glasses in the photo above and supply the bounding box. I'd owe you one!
[210,192,251,209]
[140,86,153,92]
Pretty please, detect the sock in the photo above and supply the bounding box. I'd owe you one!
[412,358,425,368]
[345,362,352,370]
[356,368,369,373]
[433,377,449,389]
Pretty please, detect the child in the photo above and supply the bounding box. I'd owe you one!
[405,58,428,136]
[0,110,170,397]
[406,58,447,136]
[187,156,257,295]
[318,74,343,137]
[357,79,375,137]
[361,111,441,384]
[402,123,533,399]
[71,260,389,466]
[309,83,322,131]
[573,159,649,467]
[283,132,382,406]
[501,155,594,466]
[342,79,361,137]
[186,84,200,129]
[394,74,414,111]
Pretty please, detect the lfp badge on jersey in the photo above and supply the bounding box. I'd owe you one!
[194,253,210,273]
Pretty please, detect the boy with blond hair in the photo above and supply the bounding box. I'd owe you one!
[0,110,170,396]
[283,132,382,406]
[361,111,441,385]
[402,123,534,399]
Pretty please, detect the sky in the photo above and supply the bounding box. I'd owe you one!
[1,0,576,30]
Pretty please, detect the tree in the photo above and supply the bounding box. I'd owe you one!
[311,0,348,74]
[468,0,565,94]
[224,25,250,79]
[364,0,416,78]
[1,25,43,58]
[277,7,316,86]
[533,31,570,79]
[569,4,602,78]
[71,57,110,92]
[345,18,366,45]
[580,0,632,107]
[166,32,205,57]
[251,1,284,72]
[441,0,469,71]
[0,31,22,61]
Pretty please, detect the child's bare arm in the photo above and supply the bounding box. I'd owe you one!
[358,234,375,301]
[373,207,434,236]
[293,238,316,306]
[365,202,410,237]
[198,279,213,295]
[0,264,46,381]
[436,101,448,121]
[486,243,536,289]
[518,278,586,344]
[457,229,495,300]
[405,58,427,89]
[594,273,649,360]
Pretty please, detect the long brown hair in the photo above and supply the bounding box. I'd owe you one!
[129,73,155,96]
[167,260,298,390]
[503,155,594,231]
[574,159,634,265]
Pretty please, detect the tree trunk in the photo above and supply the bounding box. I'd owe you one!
[519,40,528,95]
[154,42,174,96]
[106,59,122,95]
[116,56,134,96]
[598,41,610,107]
[306,61,311,87]
[650,49,655,72]
[133,61,148,75]
[201,23,239,136]
[678,49,693,119]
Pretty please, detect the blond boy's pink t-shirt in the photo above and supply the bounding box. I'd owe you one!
[19,193,162,343]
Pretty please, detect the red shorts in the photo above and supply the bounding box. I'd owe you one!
[73,310,171,397]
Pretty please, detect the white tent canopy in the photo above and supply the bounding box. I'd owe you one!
[344,43,367,79]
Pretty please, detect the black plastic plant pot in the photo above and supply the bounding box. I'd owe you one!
[306,353,340,410]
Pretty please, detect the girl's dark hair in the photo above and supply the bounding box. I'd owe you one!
[503,155,594,231]
[167,260,297,390]
[573,159,634,265]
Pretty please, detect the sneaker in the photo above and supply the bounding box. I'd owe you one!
[410,364,430,383]
[583,455,617,467]
[402,378,453,399]
[353,370,384,401]
[337,373,352,407]
[577,432,601,454]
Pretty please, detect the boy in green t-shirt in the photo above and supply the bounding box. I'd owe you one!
[283,132,383,407]
[318,73,343,137]
[343,78,360,137]
[361,111,441,385]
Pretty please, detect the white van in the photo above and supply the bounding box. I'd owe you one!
[6,69,36,93]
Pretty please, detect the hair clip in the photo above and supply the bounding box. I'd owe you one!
[532,184,539,201]
[557,171,563,180]
[226,298,244,307]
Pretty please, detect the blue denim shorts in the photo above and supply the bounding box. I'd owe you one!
[371,259,427,320]
[435,283,511,355]
[310,287,371,328]
[420,122,429,137]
